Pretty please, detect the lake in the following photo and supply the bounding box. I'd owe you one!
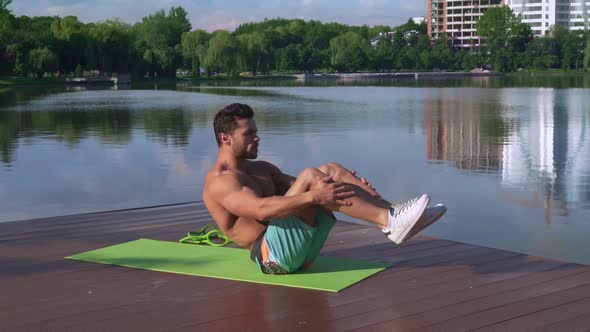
[1,75,589,265]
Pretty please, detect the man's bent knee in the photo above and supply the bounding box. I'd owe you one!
[298,167,326,181]
[318,162,348,180]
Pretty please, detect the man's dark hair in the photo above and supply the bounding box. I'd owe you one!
[213,103,254,146]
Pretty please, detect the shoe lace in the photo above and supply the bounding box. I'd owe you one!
[391,197,419,228]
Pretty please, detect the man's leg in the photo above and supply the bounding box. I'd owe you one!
[317,162,446,242]
[285,167,391,228]
[260,165,431,273]
[318,162,391,206]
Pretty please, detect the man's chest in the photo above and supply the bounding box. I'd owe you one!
[243,172,276,197]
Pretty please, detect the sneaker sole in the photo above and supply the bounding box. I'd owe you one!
[388,194,430,244]
[405,204,447,241]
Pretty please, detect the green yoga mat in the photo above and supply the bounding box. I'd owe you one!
[66,239,389,292]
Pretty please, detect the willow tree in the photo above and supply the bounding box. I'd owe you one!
[204,30,238,77]
[181,29,209,77]
[237,31,272,75]
[329,32,369,72]
[27,47,57,78]
[87,20,131,73]
[584,36,590,71]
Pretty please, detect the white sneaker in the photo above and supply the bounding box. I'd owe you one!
[404,203,447,241]
[382,194,430,244]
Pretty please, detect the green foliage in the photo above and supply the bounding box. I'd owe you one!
[0,0,11,13]
[237,31,272,75]
[132,7,191,78]
[181,29,209,76]
[205,30,239,77]
[477,6,532,71]
[50,16,86,72]
[584,36,590,70]
[329,32,369,72]
[368,37,394,71]
[87,20,131,73]
[27,47,57,78]
[1,6,589,77]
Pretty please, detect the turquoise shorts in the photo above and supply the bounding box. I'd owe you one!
[254,209,336,274]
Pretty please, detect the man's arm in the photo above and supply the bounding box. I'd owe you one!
[210,174,353,222]
[264,162,296,195]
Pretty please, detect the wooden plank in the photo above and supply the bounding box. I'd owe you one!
[0,202,203,231]
[473,298,590,331]
[2,202,590,331]
[345,262,587,331]
[405,272,590,331]
[532,313,590,332]
[0,208,210,242]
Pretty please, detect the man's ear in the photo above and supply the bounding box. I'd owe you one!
[220,133,231,145]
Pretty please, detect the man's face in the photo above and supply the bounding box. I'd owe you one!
[229,117,259,159]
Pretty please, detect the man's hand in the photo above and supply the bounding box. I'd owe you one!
[311,176,355,206]
[351,169,375,190]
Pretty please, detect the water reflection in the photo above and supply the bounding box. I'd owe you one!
[425,88,590,224]
[425,93,505,173]
[0,109,196,165]
[1,82,590,265]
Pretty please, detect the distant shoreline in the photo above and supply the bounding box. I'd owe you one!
[292,71,504,80]
[3,70,588,87]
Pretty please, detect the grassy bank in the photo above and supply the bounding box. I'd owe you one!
[0,76,66,86]
[507,69,590,76]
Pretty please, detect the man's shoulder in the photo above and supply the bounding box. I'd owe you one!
[206,168,240,185]
[205,168,241,191]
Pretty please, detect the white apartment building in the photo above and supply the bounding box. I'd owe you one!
[428,0,504,48]
[429,0,589,47]
[506,0,590,36]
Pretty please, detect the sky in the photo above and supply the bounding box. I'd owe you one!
[11,0,427,31]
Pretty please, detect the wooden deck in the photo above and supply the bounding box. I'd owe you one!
[2,202,590,331]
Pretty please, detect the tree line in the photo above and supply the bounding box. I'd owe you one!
[1,1,589,79]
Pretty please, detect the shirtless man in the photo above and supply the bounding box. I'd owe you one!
[203,103,446,274]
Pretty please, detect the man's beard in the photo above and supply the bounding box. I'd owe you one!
[245,148,258,159]
[235,145,258,159]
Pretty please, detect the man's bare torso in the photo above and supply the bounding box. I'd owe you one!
[203,161,280,249]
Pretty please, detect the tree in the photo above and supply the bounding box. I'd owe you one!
[0,0,14,74]
[237,31,272,75]
[431,39,455,70]
[368,36,394,71]
[477,6,533,71]
[561,32,584,70]
[584,35,590,70]
[329,32,369,72]
[87,20,131,73]
[3,16,58,76]
[0,0,11,14]
[397,46,418,69]
[279,44,299,71]
[132,7,191,78]
[181,29,209,77]
[50,16,85,73]
[27,47,57,78]
[204,30,238,77]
